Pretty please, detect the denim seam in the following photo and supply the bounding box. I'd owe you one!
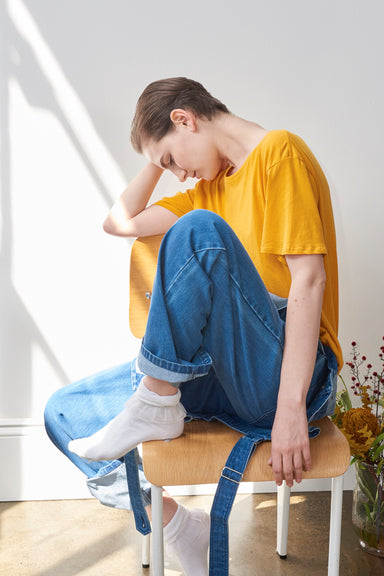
[250,407,276,427]
[228,272,285,350]
[166,245,283,350]
[92,459,122,477]
[164,247,226,297]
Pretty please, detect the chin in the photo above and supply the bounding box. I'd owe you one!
[204,168,222,181]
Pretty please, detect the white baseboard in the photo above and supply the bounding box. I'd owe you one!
[0,419,92,501]
[0,419,355,502]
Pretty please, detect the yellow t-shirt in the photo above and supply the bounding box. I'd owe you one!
[155,130,343,370]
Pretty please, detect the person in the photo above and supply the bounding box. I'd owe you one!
[44,77,342,576]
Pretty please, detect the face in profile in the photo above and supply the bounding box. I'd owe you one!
[143,110,229,182]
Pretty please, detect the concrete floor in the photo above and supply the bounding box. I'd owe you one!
[1,491,383,576]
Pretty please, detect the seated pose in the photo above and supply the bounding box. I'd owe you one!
[45,77,342,576]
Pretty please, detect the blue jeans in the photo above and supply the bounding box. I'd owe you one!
[138,210,337,427]
[44,210,338,508]
[44,360,152,508]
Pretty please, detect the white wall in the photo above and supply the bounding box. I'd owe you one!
[0,0,383,500]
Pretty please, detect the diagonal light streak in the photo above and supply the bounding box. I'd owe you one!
[8,0,126,196]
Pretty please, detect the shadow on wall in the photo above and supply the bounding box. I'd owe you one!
[1,0,135,500]
[2,1,76,418]
[1,0,132,418]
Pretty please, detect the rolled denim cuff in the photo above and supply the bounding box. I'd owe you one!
[138,342,212,385]
[87,461,151,510]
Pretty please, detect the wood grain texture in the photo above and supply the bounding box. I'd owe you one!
[129,235,163,338]
[142,418,350,486]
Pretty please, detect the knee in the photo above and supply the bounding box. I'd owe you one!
[159,211,235,270]
[178,209,225,229]
[44,388,65,436]
[166,210,228,243]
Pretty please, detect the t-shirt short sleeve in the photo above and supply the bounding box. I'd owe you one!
[154,188,195,217]
[261,157,328,256]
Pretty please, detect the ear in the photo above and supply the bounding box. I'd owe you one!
[169,109,197,131]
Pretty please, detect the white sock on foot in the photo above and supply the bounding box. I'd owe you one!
[164,504,210,576]
[68,381,186,461]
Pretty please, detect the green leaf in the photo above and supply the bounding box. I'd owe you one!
[369,431,384,464]
[370,442,384,462]
[362,502,374,525]
[371,430,384,449]
[357,475,376,504]
[356,464,380,503]
[339,390,352,411]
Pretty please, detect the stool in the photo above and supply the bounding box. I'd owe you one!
[142,418,350,576]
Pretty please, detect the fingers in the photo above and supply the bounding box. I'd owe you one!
[271,455,283,486]
[283,453,295,487]
[292,451,303,484]
[269,447,312,487]
[302,444,312,473]
[269,411,312,487]
[270,453,296,487]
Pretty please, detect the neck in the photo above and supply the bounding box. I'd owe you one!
[212,114,268,173]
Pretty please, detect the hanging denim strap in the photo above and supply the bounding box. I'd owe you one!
[209,435,262,576]
[124,449,151,535]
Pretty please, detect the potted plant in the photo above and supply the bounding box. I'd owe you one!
[332,339,384,557]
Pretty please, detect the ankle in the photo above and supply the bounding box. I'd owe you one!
[143,376,178,396]
[163,494,179,527]
[163,504,188,544]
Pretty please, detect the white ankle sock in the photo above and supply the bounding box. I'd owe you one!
[68,381,186,461]
[164,504,210,576]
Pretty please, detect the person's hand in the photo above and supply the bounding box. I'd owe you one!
[268,403,311,487]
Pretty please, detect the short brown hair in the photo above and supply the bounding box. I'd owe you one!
[131,77,230,153]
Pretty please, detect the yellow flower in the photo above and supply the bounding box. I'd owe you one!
[359,385,372,410]
[341,407,380,458]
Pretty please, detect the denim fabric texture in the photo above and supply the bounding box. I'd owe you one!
[44,360,151,510]
[124,450,151,535]
[210,434,267,576]
[138,210,337,429]
[44,210,338,568]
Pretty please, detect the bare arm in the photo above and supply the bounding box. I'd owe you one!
[103,162,178,237]
[269,253,326,487]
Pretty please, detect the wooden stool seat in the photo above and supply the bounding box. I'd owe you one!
[142,416,350,487]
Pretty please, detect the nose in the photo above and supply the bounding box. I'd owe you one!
[175,167,188,182]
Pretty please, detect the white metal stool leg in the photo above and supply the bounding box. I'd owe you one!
[151,484,164,576]
[328,474,344,576]
[276,481,291,558]
[141,533,151,568]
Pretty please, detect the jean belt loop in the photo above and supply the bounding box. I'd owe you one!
[124,449,152,535]
[209,435,260,576]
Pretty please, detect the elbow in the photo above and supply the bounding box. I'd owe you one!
[103,215,136,237]
[313,265,327,290]
[315,277,326,300]
[308,271,327,297]
[103,215,126,236]
[305,268,326,292]
[103,216,116,235]
[319,271,327,291]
